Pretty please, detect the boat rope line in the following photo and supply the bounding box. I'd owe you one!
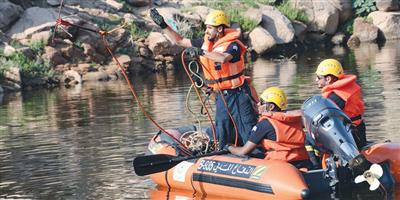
[181,52,218,150]
[51,0,192,156]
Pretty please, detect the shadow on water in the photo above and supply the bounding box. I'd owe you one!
[1,40,400,199]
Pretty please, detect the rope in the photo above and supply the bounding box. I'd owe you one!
[181,52,218,150]
[197,61,240,147]
[52,1,192,156]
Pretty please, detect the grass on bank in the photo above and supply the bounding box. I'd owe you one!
[276,1,308,23]
[0,40,54,82]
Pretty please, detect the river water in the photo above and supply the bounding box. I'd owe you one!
[1,41,400,199]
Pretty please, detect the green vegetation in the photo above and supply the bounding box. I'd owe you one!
[277,0,308,23]
[227,9,258,32]
[340,18,355,35]
[127,21,149,40]
[0,40,54,82]
[353,0,376,17]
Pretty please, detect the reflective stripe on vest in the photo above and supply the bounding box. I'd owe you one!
[321,74,365,125]
[259,112,309,162]
[200,29,246,90]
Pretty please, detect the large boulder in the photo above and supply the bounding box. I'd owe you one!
[376,0,399,11]
[292,20,308,41]
[352,17,379,42]
[291,0,339,34]
[260,5,295,44]
[244,8,263,26]
[249,27,276,54]
[146,31,182,56]
[0,1,23,31]
[6,7,58,40]
[368,11,400,40]
[329,0,353,23]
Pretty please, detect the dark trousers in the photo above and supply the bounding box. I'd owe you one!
[215,82,258,149]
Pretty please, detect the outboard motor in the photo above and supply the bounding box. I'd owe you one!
[302,95,359,165]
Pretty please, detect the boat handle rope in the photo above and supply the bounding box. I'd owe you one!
[181,51,218,150]
[181,52,240,148]
[52,0,193,156]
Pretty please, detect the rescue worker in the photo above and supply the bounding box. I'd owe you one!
[315,59,366,149]
[150,8,258,149]
[227,87,312,169]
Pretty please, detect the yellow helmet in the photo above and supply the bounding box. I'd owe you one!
[204,10,230,27]
[315,59,344,78]
[259,87,288,110]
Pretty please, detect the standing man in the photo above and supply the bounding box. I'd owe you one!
[227,87,312,169]
[315,59,366,149]
[150,8,257,149]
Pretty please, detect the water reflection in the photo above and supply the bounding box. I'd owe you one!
[1,40,400,199]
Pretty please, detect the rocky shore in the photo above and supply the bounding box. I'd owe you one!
[1,0,400,93]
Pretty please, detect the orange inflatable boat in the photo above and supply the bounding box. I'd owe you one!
[134,96,400,199]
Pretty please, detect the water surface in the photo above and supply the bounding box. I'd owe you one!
[1,41,400,199]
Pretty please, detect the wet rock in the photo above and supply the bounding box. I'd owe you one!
[249,27,276,54]
[331,32,346,45]
[62,70,82,86]
[376,0,399,11]
[369,11,400,40]
[352,17,378,42]
[260,5,295,44]
[0,1,23,31]
[347,35,361,48]
[82,71,110,81]
[292,20,308,42]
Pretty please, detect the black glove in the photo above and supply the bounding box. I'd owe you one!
[185,47,204,60]
[150,8,168,29]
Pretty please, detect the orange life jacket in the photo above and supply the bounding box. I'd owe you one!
[200,29,246,90]
[321,74,365,125]
[259,111,309,162]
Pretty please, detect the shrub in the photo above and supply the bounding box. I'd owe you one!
[128,21,149,40]
[227,9,258,32]
[277,0,308,23]
[353,0,376,17]
[0,40,54,81]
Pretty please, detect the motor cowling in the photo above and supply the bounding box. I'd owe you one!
[302,95,359,165]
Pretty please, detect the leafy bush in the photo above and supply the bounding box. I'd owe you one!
[277,0,308,23]
[353,0,376,17]
[0,40,54,81]
[227,9,258,32]
[128,21,149,40]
